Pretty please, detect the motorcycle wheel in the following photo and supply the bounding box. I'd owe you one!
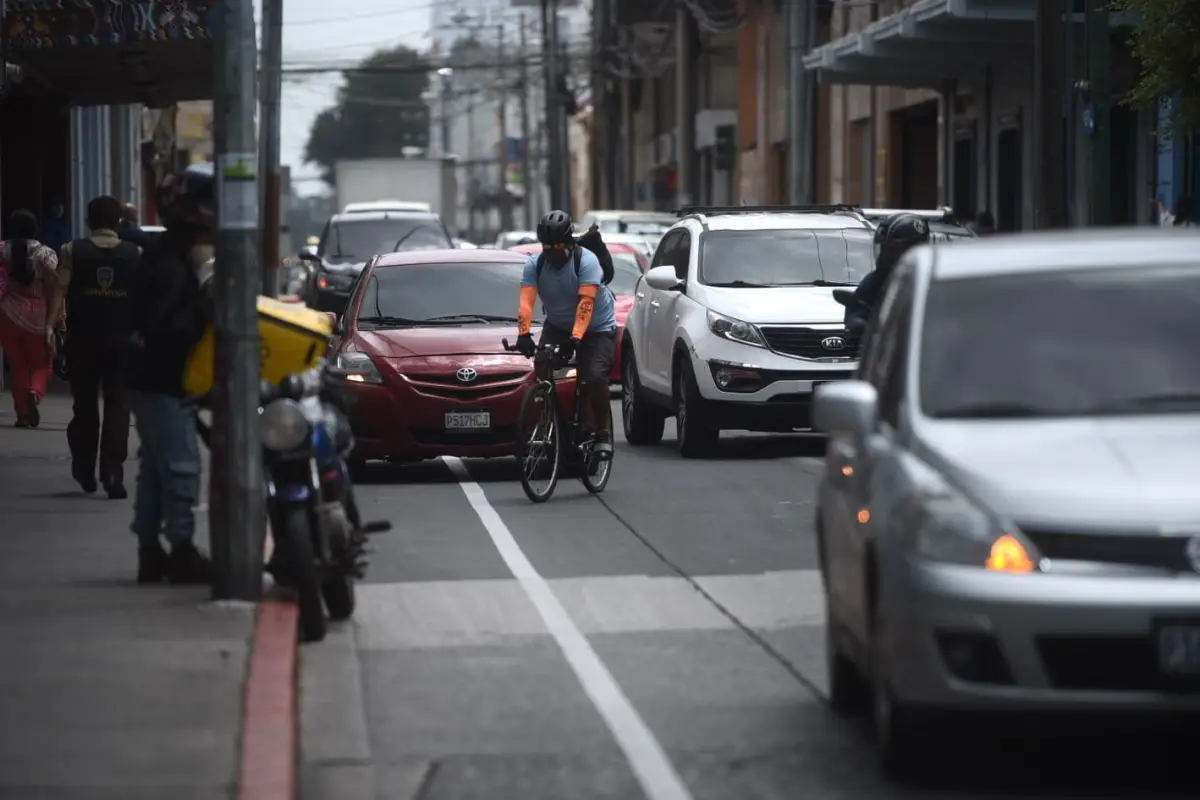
[279,508,327,643]
[322,575,356,621]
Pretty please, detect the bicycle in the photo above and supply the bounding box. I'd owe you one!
[503,337,614,502]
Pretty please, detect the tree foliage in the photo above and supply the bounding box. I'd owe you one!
[304,45,432,184]
[1113,0,1200,128]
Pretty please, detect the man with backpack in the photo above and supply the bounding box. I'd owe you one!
[515,210,617,458]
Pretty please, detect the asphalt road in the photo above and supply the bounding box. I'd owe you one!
[300,401,1195,800]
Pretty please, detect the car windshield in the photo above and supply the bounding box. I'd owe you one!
[920,265,1200,418]
[322,218,451,264]
[608,252,643,295]
[699,228,874,286]
[356,262,541,327]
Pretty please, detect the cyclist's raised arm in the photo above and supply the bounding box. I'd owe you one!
[518,255,539,336]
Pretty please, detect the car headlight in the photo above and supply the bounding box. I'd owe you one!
[260,398,311,452]
[331,351,383,384]
[706,310,766,348]
[910,489,1038,574]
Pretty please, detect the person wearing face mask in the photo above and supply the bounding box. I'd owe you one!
[843,213,930,336]
[124,164,216,584]
[42,198,71,254]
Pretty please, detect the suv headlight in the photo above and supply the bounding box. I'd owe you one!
[331,351,383,384]
[910,490,1038,574]
[706,310,766,348]
[261,398,311,452]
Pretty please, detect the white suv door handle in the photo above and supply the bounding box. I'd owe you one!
[649,299,661,308]
[636,291,645,299]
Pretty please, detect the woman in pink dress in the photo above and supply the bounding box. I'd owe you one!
[0,209,64,427]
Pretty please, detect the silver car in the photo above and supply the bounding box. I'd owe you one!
[812,228,1200,777]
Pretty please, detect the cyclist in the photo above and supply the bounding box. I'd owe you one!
[843,212,930,335]
[515,210,617,458]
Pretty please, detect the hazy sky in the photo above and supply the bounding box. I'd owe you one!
[275,0,434,195]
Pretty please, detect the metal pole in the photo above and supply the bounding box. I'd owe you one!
[497,23,514,231]
[674,4,697,209]
[787,0,814,203]
[259,0,283,294]
[519,15,534,227]
[1086,0,1111,225]
[1034,0,1066,228]
[552,6,571,212]
[1063,0,1075,226]
[540,0,561,209]
[210,0,264,601]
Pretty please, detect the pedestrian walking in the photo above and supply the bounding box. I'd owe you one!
[0,209,63,427]
[118,202,153,248]
[60,195,140,498]
[41,197,71,254]
[125,165,215,584]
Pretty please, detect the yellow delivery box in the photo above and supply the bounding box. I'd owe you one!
[184,296,335,397]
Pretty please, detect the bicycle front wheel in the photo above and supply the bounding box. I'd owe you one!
[580,399,614,495]
[516,382,562,503]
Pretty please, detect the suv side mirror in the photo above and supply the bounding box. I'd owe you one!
[813,380,878,436]
[644,265,684,292]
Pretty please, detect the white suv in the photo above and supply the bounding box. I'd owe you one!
[620,205,875,457]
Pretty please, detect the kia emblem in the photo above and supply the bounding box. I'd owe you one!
[821,336,845,351]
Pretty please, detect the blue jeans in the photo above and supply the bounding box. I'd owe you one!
[130,391,200,548]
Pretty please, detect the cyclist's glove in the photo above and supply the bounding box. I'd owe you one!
[515,333,537,357]
[559,337,580,363]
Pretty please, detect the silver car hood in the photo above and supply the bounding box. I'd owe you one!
[916,415,1200,531]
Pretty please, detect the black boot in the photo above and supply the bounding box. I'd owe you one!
[137,542,170,584]
[72,463,97,494]
[168,543,213,585]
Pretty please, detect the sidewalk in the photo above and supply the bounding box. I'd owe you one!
[0,395,255,798]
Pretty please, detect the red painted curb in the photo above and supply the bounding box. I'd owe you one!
[236,598,298,800]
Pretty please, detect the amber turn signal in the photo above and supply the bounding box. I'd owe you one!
[986,534,1035,573]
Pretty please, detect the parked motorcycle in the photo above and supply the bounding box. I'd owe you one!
[196,363,390,642]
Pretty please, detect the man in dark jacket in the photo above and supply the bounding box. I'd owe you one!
[844,213,931,335]
[60,195,142,498]
[126,164,215,584]
[118,203,154,247]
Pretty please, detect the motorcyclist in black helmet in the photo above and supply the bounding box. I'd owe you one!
[843,213,930,335]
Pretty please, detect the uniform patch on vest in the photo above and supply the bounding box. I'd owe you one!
[96,266,114,290]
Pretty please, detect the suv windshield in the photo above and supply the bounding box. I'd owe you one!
[321,217,451,264]
[699,228,873,286]
[356,262,542,327]
[920,265,1200,418]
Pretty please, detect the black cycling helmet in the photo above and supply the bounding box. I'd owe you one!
[536,209,574,246]
[157,162,216,229]
[882,213,931,249]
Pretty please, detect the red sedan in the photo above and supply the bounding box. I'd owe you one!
[327,249,576,465]
[509,242,647,382]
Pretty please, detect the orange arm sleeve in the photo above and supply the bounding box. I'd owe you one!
[571,284,598,339]
[518,285,537,335]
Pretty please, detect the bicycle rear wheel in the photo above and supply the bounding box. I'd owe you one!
[579,400,614,495]
[516,383,562,503]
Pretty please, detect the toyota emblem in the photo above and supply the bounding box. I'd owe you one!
[456,367,478,383]
[1187,537,1200,573]
[821,336,845,351]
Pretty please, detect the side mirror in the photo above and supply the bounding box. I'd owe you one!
[813,380,878,436]
[298,251,320,264]
[644,265,684,292]
[323,311,338,329]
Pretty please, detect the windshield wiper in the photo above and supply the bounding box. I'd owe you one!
[1088,392,1200,412]
[356,315,463,327]
[424,314,520,324]
[930,402,1064,419]
[707,280,772,288]
[803,280,859,287]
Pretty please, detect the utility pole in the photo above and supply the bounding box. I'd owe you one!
[553,10,572,212]
[1086,0,1111,225]
[211,0,264,601]
[497,23,514,231]
[540,0,562,210]
[258,0,283,294]
[674,4,698,209]
[438,67,453,157]
[519,15,534,227]
[787,0,816,204]
[1033,0,1066,228]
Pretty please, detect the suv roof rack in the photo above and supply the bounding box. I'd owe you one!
[859,206,955,220]
[675,204,862,217]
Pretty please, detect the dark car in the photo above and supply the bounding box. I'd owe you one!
[300,210,454,313]
[327,249,577,467]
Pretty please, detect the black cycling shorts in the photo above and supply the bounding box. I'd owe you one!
[538,324,617,384]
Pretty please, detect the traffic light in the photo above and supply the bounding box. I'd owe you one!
[714,124,736,172]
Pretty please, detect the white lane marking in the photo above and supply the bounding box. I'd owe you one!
[442,456,694,800]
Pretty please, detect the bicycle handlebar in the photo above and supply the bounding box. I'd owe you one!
[501,338,573,368]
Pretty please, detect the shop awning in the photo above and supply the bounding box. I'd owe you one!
[3,0,214,106]
[802,0,1035,89]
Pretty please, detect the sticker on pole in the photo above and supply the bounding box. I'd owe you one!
[217,153,259,230]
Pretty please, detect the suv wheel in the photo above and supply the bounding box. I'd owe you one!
[621,349,665,445]
[674,359,718,458]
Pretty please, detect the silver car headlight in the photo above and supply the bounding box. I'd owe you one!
[911,490,1039,574]
[706,310,767,348]
[261,398,311,452]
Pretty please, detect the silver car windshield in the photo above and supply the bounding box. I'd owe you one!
[920,265,1200,418]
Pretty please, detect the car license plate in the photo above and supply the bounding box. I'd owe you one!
[1156,622,1200,676]
[445,411,491,431]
